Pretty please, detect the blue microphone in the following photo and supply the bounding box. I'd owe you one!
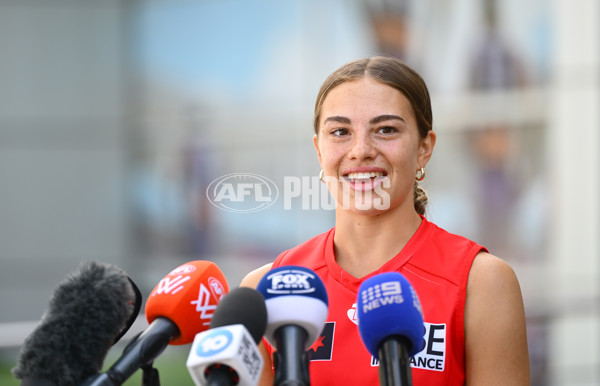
[256,266,328,386]
[357,272,425,386]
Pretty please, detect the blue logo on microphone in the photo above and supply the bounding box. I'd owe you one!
[257,265,328,307]
[357,272,425,358]
[195,329,233,357]
[266,268,315,294]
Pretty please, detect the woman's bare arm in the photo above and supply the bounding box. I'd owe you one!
[464,252,530,385]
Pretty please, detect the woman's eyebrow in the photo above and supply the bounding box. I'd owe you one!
[369,114,405,125]
[323,114,405,125]
[323,116,351,125]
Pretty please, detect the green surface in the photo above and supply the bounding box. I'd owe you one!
[1,345,195,385]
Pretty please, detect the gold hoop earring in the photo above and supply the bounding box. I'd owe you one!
[415,167,425,181]
[319,169,325,183]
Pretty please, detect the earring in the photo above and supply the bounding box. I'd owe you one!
[319,169,325,183]
[415,167,425,181]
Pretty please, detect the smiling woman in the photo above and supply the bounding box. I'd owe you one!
[241,56,530,386]
[313,57,434,220]
[315,76,434,217]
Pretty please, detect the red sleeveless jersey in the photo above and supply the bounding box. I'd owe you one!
[269,217,485,385]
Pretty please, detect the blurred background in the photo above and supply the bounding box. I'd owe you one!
[0,0,597,385]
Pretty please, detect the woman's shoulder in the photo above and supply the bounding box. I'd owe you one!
[274,228,334,267]
[239,228,334,288]
[423,217,484,249]
[408,218,485,280]
[467,251,521,298]
[239,263,273,289]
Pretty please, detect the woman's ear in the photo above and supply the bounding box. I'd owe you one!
[418,130,436,167]
[313,134,323,166]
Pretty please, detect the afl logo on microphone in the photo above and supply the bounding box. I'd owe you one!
[265,268,316,295]
[195,329,233,357]
[208,276,226,300]
[206,173,279,213]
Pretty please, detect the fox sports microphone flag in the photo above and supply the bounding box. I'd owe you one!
[256,265,328,348]
[145,260,229,345]
[357,272,425,358]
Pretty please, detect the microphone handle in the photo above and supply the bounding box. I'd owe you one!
[79,373,114,386]
[205,365,238,386]
[377,337,413,386]
[83,317,179,386]
[273,325,310,386]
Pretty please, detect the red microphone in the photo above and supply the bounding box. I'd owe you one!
[145,260,229,345]
[83,260,229,385]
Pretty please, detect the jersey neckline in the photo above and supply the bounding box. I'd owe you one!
[324,215,432,289]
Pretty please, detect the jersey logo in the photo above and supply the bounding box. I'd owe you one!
[347,303,358,325]
[370,322,446,372]
[308,322,335,361]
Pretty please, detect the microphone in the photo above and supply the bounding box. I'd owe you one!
[356,272,425,386]
[12,261,141,386]
[84,260,229,386]
[256,265,328,386]
[186,286,267,386]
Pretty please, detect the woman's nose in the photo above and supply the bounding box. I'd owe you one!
[347,132,376,160]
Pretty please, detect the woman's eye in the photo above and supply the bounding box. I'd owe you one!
[331,128,350,136]
[378,126,397,134]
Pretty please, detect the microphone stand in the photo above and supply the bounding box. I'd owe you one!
[141,362,160,386]
[81,318,178,386]
[377,336,412,386]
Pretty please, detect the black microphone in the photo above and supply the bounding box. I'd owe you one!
[186,286,268,386]
[357,272,426,386]
[12,261,141,386]
[256,266,329,386]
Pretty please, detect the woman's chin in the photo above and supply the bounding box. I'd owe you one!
[335,198,391,213]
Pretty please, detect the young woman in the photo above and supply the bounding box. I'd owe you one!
[241,56,530,385]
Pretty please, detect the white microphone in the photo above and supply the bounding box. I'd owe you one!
[256,265,329,386]
[186,287,267,386]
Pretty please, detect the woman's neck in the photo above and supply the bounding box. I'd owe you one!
[333,206,423,278]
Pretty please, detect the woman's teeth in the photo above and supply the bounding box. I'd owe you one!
[347,172,384,180]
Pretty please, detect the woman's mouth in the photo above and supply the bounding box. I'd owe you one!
[343,171,388,191]
[346,171,385,181]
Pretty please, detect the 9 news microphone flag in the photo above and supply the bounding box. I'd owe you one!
[357,272,425,386]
